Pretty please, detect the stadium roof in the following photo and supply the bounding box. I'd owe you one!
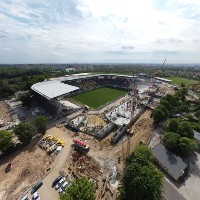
[49,74,137,82]
[66,74,136,81]
[152,143,188,180]
[31,80,79,99]
[155,77,172,83]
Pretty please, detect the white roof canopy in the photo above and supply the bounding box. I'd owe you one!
[31,80,79,99]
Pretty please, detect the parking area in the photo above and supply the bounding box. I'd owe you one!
[22,127,73,200]
[178,152,200,200]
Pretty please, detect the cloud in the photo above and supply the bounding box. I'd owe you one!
[156,39,183,45]
[0,0,200,63]
[51,52,64,56]
[122,45,135,50]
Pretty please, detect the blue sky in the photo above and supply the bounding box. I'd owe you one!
[0,0,200,64]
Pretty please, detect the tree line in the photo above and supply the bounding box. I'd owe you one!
[153,85,200,156]
[0,66,58,98]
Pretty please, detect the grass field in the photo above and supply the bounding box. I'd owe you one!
[165,76,200,87]
[69,87,126,109]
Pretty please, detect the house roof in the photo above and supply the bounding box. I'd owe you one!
[152,143,188,180]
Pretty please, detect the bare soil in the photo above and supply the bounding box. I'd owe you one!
[120,110,154,158]
[0,101,11,124]
[0,137,53,200]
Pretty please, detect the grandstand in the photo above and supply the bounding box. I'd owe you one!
[31,80,80,116]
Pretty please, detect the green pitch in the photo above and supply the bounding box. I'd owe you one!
[69,87,126,109]
[165,76,200,87]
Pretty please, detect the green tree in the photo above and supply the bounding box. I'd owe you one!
[178,137,197,156]
[153,108,166,124]
[160,94,179,113]
[0,130,13,153]
[167,119,179,133]
[119,150,163,200]
[60,177,95,200]
[33,115,47,134]
[177,103,189,113]
[178,121,194,138]
[157,105,169,118]
[193,124,200,132]
[19,93,32,107]
[14,122,33,144]
[163,132,180,150]
[176,87,188,101]
[129,144,154,163]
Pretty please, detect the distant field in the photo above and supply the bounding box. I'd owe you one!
[166,76,200,87]
[69,87,126,109]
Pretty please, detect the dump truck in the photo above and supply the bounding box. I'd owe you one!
[72,139,90,153]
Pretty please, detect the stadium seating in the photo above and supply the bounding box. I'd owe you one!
[63,76,132,93]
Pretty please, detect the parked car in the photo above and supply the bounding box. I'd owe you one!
[59,181,69,193]
[31,181,43,194]
[52,175,63,188]
[20,195,29,200]
[5,163,12,173]
[32,192,40,200]
[55,177,66,190]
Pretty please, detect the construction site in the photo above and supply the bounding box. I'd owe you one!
[41,74,175,199]
[0,73,177,200]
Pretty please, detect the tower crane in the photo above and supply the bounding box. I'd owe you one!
[152,58,166,87]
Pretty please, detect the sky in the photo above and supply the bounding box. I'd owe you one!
[0,0,200,64]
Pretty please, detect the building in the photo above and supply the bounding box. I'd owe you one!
[193,130,200,144]
[152,143,188,181]
[65,67,76,72]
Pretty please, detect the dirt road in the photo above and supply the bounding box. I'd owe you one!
[25,127,73,200]
[0,136,53,200]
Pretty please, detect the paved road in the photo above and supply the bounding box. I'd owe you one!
[163,178,186,200]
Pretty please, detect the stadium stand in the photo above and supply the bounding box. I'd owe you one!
[64,76,132,92]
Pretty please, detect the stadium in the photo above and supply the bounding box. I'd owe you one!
[31,73,157,143]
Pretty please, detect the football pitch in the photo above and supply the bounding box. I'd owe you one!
[69,87,126,109]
